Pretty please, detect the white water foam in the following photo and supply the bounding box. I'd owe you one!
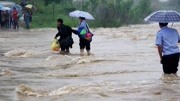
[36,55,112,68]
[16,81,159,97]
[0,38,5,43]
[4,49,41,57]
[16,82,115,97]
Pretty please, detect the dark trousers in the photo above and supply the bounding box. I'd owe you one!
[1,21,5,28]
[13,20,19,30]
[59,37,73,51]
[79,39,91,50]
[5,20,9,29]
[0,19,2,27]
[59,40,69,51]
[61,46,69,51]
[162,53,180,74]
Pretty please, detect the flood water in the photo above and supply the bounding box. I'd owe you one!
[0,24,180,101]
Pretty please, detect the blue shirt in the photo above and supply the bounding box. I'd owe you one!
[78,20,89,32]
[156,26,180,56]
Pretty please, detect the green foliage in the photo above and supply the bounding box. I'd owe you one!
[129,0,152,24]
[11,0,180,28]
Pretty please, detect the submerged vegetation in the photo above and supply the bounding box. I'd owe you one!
[12,0,180,28]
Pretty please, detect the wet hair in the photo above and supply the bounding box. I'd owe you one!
[57,18,63,24]
[159,23,168,27]
[79,17,85,20]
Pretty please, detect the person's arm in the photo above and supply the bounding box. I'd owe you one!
[54,33,59,39]
[157,45,163,60]
[71,29,78,35]
[55,28,60,39]
[177,30,180,43]
[155,32,163,62]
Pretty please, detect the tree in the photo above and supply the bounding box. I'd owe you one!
[129,0,152,23]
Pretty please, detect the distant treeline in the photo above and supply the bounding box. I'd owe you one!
[13,0,180,28]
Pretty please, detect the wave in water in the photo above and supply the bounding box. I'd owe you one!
[35,55,77,68]
[16,81,157,97]
[0,68,14,76]
[35,55,117,68]
[94,24,159,40]
[16,84,48,97]
[15,79,180,100]
[41,70,149,78]
[16,82,117,97]
[161,74,180,81]
[4,49,41,57]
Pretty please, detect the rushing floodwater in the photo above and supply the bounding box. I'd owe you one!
[0,24,180,101]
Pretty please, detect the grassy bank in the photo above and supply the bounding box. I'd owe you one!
[21,0,152,28]
[11,0,180,28]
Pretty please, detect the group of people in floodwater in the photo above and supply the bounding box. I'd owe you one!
[54,17,180,78]
[54,17,93,56]
[1,1,180,78]
[0,7,32,30]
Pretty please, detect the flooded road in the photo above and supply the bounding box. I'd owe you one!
[0,24,180,101]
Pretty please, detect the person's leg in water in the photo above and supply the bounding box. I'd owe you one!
[65,48,70,55]
[79,39,86,56]
[1,21,5,29]
[59,43,66,55]
[60,48,65,55]
[10,18,12,29]
[17,20,19,30]
[86,41,91,55]
[13,20,17,30]
[6,20,9,29]
[5,20,8,29]
[170,53,179,76]
[162,53,179,78]
[13,20,16,29]
[25,19,30,29]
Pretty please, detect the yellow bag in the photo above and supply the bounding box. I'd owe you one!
[51,39,60,51]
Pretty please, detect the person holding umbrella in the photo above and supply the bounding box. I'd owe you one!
[23,9,31,29]
[69,10,94,56]
[77,17,92,56]
[145,10,180,77]
[156,23,180,76]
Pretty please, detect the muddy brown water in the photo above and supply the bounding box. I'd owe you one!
[0,24,180,101]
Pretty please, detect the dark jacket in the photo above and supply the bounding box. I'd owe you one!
[55,24,74,48]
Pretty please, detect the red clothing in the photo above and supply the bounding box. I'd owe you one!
[12,10,18,20]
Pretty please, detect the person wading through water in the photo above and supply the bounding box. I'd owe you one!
[54,18,74,55]
[73,17,93,56]
[156,23,180,77]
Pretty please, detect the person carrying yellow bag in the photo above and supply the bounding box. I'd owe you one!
[54,18,74,55]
